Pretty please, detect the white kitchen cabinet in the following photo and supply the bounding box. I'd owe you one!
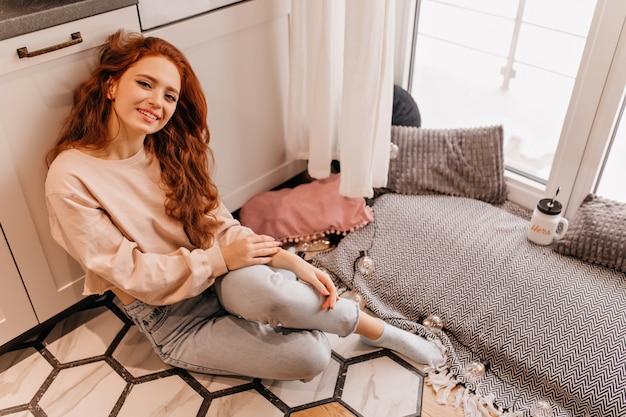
[0,226,38,347]
[0,136,39,346]
[145,0,306,211]
[0,7,141,336]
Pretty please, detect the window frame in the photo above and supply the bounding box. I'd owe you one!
[395,0,626,218]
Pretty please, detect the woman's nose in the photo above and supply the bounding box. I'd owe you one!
[148,92,163,108]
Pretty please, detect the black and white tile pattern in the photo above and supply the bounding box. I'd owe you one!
[0,294,425,417]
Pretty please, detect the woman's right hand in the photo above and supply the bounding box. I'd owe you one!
[220,234,281,271]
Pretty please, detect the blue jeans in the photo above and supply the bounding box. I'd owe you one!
[123,265,360,381]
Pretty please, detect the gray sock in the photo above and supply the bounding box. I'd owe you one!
[361,323,444,366]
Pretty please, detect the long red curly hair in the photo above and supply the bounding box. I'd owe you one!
[47,30,221,249]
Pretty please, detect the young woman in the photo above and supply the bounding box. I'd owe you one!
[45,30,443,381]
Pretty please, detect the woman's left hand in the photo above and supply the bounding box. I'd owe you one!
[296,263,340,310]
[268,249,339,310]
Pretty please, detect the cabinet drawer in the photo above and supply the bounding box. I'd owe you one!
[138,0,243,30]
[0,6,140,77]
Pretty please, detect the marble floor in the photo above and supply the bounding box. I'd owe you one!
[0,293,428,417]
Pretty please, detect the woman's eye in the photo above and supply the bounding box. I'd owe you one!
[137,80,151,88]
[165,94,178,103]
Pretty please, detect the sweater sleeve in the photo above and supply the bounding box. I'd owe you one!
[46,191,242,305]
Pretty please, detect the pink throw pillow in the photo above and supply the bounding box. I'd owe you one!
[239,174,374,243]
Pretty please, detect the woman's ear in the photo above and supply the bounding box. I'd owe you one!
[106,77,116,100]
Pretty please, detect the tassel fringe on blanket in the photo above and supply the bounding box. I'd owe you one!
[426,368,504,417]
[425,365,543,417]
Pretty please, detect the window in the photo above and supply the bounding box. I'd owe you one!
[595,91,626,202]
[398,0,626,215]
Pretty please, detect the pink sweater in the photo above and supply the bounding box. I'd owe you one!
[45,147,253,305]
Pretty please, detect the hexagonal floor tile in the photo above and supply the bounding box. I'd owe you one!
[291,402,356,416]
[342,356,423,416]
[327,332,380,360]
[117,375,204,417]
[205,389,284,417]
[0,347,53,409]
[189,372,253,393]
[44,306,125,363]
[112,326,170,377]
[38,360,126,417]
[262,356,340,407]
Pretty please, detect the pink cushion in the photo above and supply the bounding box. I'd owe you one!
[239,174,374,243]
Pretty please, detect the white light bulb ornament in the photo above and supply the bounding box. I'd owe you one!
[355,252,375,275]
[423,315,444,330]
[462,361,487,385]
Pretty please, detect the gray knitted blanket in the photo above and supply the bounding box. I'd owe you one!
[313,193,626,417]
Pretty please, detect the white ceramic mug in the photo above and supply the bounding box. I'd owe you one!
[527,198,569,245]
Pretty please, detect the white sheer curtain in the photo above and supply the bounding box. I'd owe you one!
[286,0,395,197]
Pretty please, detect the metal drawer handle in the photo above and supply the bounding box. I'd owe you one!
[17,32,83,59]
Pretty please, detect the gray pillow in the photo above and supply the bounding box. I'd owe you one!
[387,125,508,204]
[553,194,626,273]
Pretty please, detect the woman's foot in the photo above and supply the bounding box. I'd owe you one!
[360,322,444,366]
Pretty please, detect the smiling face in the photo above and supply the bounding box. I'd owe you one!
[107,55,182,142]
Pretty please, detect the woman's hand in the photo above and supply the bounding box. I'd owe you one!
[269,249,339,310]
[297,263,340,310]
[220,234,281,271]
